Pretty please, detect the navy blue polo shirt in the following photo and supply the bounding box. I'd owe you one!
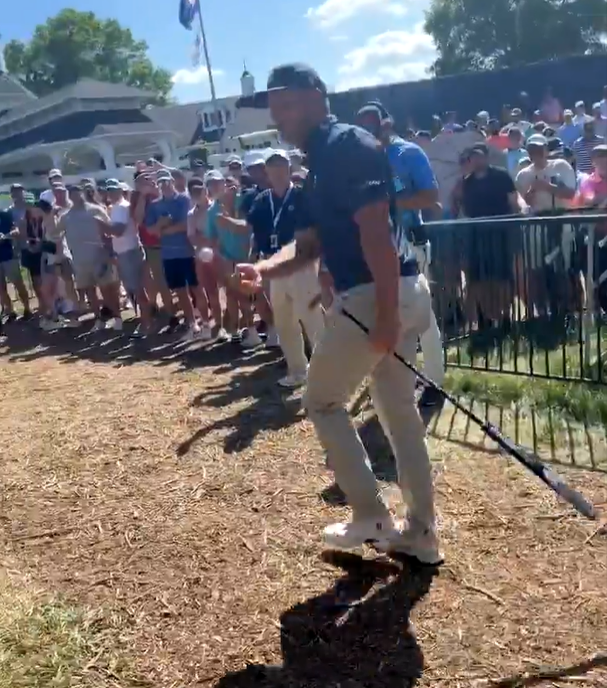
[305,117,417,293]
[247,185,311,256]
[239,186,263,218]
[0,209,15,263]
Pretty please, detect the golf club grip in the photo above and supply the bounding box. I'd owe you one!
[341,308,597,520]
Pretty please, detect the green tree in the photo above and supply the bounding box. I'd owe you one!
[424,0,607,76]
[3,9,173,103]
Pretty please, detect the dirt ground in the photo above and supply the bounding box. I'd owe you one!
[1,321,606,687]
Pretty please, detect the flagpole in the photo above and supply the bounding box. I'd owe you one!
[196,1,222,134]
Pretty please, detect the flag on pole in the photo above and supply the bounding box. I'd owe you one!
[179,0,199,30]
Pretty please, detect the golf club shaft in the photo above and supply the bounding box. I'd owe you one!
[341,308,598,520]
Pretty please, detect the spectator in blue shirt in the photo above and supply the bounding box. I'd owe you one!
[247,149,324,388]
[145,170,210,341]
[355,101,445,406]
[557,110,582,148]
[234,63,441,565]
[0,190,32,322]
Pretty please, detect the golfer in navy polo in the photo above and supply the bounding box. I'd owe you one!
[236,64,441,565]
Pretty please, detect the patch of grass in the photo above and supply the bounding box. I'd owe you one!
[443,367,607,426]
[0,575,144,688]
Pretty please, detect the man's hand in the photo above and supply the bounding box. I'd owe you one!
[369,311,400,354]
[234,263,263,294]
[216,208,231,228]
[9,228,20,238]
[530,179,553,193]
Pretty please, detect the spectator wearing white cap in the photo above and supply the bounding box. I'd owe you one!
[515,133,578,316]
[247,149,323,387]
[476,110,489,129]
[591,102,607,139]
[573,101,592,127]
[557,110,582,147]
[225,155,244,183]
[600,85,607,119]
[103,179,152,336]
[145,169,211,341]
[236,152,278,347]
[206,172,262,348]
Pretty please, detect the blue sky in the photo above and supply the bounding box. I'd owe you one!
[1,0,436,103]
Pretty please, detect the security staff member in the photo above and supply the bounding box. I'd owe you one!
[355,101,445,406]
[235,63,441,565]
[247,149,324,389]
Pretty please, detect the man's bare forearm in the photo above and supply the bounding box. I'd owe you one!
[396,189,438,211]
[219,216,251,235]
[257,233,320,280]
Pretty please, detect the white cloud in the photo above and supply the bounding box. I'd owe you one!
[336,24,436,91]
[171,65,224,86]
[306,0,408,29]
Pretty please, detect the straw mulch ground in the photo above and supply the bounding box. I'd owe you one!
[0,325,606,687]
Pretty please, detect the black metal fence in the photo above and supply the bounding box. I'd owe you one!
[426,212,607,384]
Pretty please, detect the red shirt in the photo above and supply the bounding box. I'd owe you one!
[131,191,160,248]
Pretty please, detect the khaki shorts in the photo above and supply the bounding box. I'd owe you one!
[145,246,168,289]
[73,257,118,290]
[0,258,21,285]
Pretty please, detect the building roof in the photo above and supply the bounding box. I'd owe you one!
[91,122,173,137]
[0,78,155,125]
[0,109,156,158]
[0,72,37,117]
[146,102,202,145]
[0,71,37,100]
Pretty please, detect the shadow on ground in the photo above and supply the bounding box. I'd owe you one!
[215,550,437,688]
[0,315,275,373]
[176,358,303,456]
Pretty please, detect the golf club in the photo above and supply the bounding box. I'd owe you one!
[341,308,599,521]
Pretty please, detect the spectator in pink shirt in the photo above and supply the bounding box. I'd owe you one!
[578,145,607,208]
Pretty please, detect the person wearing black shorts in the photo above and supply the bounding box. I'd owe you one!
[144,169,212,341]
[461,143,523,330]
[20,198,46,308]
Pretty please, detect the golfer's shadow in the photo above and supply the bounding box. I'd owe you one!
[215,550,437,688]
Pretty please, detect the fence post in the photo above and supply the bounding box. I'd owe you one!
[584,223,595,378]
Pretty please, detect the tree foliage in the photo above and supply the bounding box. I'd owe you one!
[424,0,607,76]
[3,9,173,103]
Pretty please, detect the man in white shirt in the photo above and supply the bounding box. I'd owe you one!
[599,85,607,119]
[591,102,607,139]
[515,134,579,317]
[104,179,152,335]
[515,135,577,213]
[573,101,592,127]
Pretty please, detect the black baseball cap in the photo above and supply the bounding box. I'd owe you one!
[236,63,327,109]
[356,100,392,123]
[267,63,327,95]
[470,142,489,156]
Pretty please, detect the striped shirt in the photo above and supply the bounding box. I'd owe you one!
[572,134,605,173]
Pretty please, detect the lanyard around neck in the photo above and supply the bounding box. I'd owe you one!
[268,183,294,230]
